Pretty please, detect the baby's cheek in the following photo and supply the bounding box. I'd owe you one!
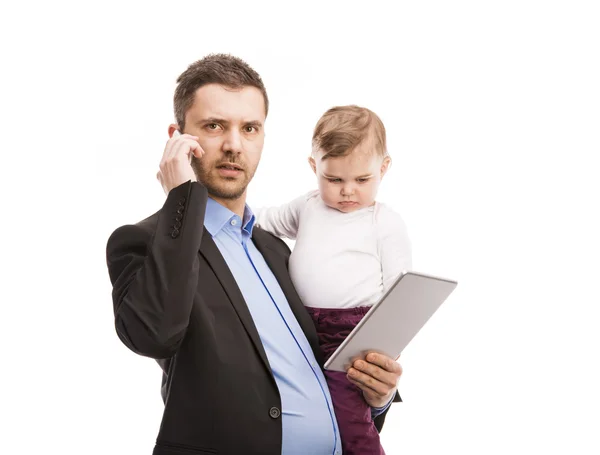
[321,191,339,211]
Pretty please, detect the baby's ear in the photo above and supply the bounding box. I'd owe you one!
[308,156,317,174]
[380,156,392,177]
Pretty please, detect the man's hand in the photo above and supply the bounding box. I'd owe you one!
[157,132,204,195]
[346,353,402,408]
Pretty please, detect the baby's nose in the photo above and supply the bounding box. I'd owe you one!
[341,185,355,196]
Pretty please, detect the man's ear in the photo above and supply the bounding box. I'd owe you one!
[380,156,391,178]
[308,156,317,174]
[168,123,179,138]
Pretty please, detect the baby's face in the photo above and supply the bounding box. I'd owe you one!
[310,147,390,213]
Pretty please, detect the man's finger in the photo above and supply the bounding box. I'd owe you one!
[347,374,393,405]
[190,140,204,159]
[166,134,198,161]
[347,368,389,396]
[348,375,396,408]
[364,352,402,374]
[352,359,398,388]
[172,138,202,162]
[347,376,379,396]
[163,135,177,162]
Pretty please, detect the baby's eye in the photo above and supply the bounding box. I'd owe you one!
[327,178,341,183]
[357,178,369,183]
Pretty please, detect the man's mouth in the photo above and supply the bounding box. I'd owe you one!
[216,163,244,178]
[217,163,243,171]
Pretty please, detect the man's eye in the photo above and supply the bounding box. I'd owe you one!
[207,123,219,130]
[245,126,257,133]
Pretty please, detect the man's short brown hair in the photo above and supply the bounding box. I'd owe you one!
[312,105,387,160]
[174,53,269,131]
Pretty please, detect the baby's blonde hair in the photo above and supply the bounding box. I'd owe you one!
[312,105,387,160]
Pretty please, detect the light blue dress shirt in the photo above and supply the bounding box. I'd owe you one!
[204,198,342,455]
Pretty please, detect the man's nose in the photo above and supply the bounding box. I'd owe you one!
[222,129,243,154]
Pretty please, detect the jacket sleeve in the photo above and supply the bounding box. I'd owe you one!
[106,181,207,359]
[373,391,402,433]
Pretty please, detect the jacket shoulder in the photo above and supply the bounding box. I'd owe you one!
[252,226,291,257]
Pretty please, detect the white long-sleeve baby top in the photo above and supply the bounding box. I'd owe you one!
[255,190,412,309]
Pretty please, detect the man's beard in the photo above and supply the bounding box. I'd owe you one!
[191,156,253,200]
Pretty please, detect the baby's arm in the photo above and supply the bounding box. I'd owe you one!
[254,193,308,240]
[379,210,413,292]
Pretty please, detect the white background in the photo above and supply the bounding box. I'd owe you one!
[2,1,599,454]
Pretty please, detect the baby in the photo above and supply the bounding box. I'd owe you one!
[256,105,412,454]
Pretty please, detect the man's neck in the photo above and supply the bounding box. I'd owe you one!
[209,194,247,219]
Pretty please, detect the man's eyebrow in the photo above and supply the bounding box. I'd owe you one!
[195,117,229,126]
[194,118,263,128]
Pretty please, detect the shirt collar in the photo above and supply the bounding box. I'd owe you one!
[204,197,256,237]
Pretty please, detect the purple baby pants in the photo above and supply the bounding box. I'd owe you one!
[305,306,386,455]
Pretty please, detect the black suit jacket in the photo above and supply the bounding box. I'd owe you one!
[106,181,396,454]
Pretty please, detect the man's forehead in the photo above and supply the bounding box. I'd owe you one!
[188,84,266,121]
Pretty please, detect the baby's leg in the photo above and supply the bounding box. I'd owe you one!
[325,369,386,455]
[305,306,386,455]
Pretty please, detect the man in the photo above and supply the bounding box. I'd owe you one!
[106,54,403,455]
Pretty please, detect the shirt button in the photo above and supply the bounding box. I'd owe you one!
[230,219,238,226]
[269,406,281,419]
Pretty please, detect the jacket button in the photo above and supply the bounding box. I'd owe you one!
[171,229,180,239]
[178,197,186,204]
[269,407,281,419]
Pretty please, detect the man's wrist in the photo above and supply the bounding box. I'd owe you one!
[370,392,395,418]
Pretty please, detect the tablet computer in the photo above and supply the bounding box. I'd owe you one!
[324,270,458,372]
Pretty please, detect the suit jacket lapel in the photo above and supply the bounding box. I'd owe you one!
[252,228,325,367]
[198,230,274,377]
